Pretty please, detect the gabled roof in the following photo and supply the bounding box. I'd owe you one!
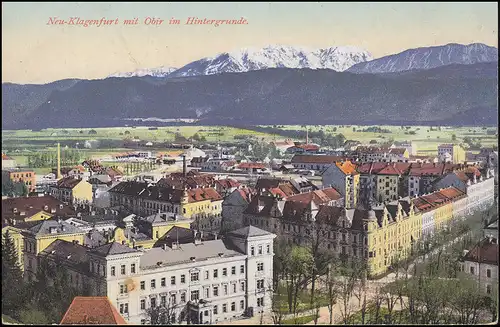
[55,177,83,189]
[60,296,127,325]
[91,242,139,257]
[462,238,498,266]
[2,195,75,222]
[335,161,358,175]
[28,220,84,236]
[227,225,274,239]
[291,155,349,164]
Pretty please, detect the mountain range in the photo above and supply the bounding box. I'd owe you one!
[348,43,498,74]
[2,61,497,129]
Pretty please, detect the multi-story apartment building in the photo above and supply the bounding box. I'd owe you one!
[221,188,254,233]
[25,225,276,325]
[2,168,37,193]
[322,161,360,208]
[354,146,409,163]
[108,181,223,220]
[461,237,498,295]
[50,177,93,204]
[437,144,466,164]
[357,162,411,204]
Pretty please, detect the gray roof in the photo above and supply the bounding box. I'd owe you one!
[91,242,139,256]
[28,220,84,236]
[227,225,274,239]
[83,229,108,248]
[41,239,89,271]
[143,212,189,225]
[140,239,243,269]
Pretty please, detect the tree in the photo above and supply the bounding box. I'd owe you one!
[270,280,286,325]
[451,134,457,141]
[2,230,25,315]
[144,302,176,325]
[284,246,314,314]
[88,129,97,135]
[192,133,201,142]
[322,263,339,324]
[337,263,358,324]
[369,139,378,144]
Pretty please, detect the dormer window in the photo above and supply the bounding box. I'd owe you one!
[51,208,56,214]
[44,205,49,211]
[13,208,17,213]
[59,204,63,209]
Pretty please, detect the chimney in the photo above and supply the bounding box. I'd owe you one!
[57,143,62,180]
[183,155,187,177]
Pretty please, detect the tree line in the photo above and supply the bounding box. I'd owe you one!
[27,148,83,168]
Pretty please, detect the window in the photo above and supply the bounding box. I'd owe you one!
[141,319,146,325]
[161,295,166,306]
[121,265,126,275]
[181,292,186,303]
[213,269,218,278]
[258,245,263,255]
[487,284,492,294]
[240,281,245,292]
[257,263,264,271]
[205,288,210,298]
[240,265,245,274]
[232,283,237,293]
[222,304,227,313]
[170,294,177,305]
[251,246,255,255]
[205,270,209,279]
[487,269,492,278]
[231,302,236,312]
[131,263,136,274]
[191,290,199,301]
[470,266,475,275]
[257,279,265,290]
[140,281,145,290]
[213,286,219,297]
[111,266,116,276]
[181,274,186,283]
[223,284,228,295]
[222,268,227,276]
[257,297,264,307]
[266,244,270,254]
[119,284,128,294]
[171,276,176,285]
[191,272,199,282]
[140,299,146,310]
[240,300,245,310]
[151,297,156,308]
[151,279,156,289]
[213,305,218,315]
[231,266,236,275]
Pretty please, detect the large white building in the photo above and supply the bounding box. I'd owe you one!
[25,225,276,325]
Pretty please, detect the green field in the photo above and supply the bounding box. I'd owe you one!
[2,125,497,171]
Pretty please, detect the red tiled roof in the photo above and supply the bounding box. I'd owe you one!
[215,178,241,189]
[463,238,499,265]
[335,161,358,175]
[60,296,127,325]
[237,187,254,203]
[356,162,387,174]
[286,188,342,205]
[295,144,320,151]
[2,153,13,160]
[437,187,466,200]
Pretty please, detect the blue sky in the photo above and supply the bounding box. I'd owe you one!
[2,2,498,83]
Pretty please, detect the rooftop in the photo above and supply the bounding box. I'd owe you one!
[60,296,127,325]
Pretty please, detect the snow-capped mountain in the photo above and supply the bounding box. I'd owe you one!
[348,43,498,74]
[108,66,177,78]
[169,45,373,77]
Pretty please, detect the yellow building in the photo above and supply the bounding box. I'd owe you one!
[138,212,193,241]
[109,182,223,220]
[110,226,156,249]
[438,144,466,163]
[22,219,86,281]
[1,195,76,270]
[365,198,422,276]
[50,177,93,204]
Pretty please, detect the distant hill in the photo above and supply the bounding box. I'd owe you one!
[348,43,498,74]
[1,62,497,129]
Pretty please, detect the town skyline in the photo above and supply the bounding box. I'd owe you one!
[2,2,498,84]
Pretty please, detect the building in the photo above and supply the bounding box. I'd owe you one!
[285,143,320,154]
[52,165,90,181]
[190,156,210,168]
[290,155,350,171]
[270,139,296,154]
[437,144,466,164]
[354,146,409,163]
[484,220,498,240]
[50,177,93,204]
[2,168,36,193]
[109,181,223,220]
[27,226,276,325]
[235,163,270,174]
[1,153,16,169]
[461,237,498,295]
[221,188,254,233]
[60,296,128,325]
[322,161,359,208]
